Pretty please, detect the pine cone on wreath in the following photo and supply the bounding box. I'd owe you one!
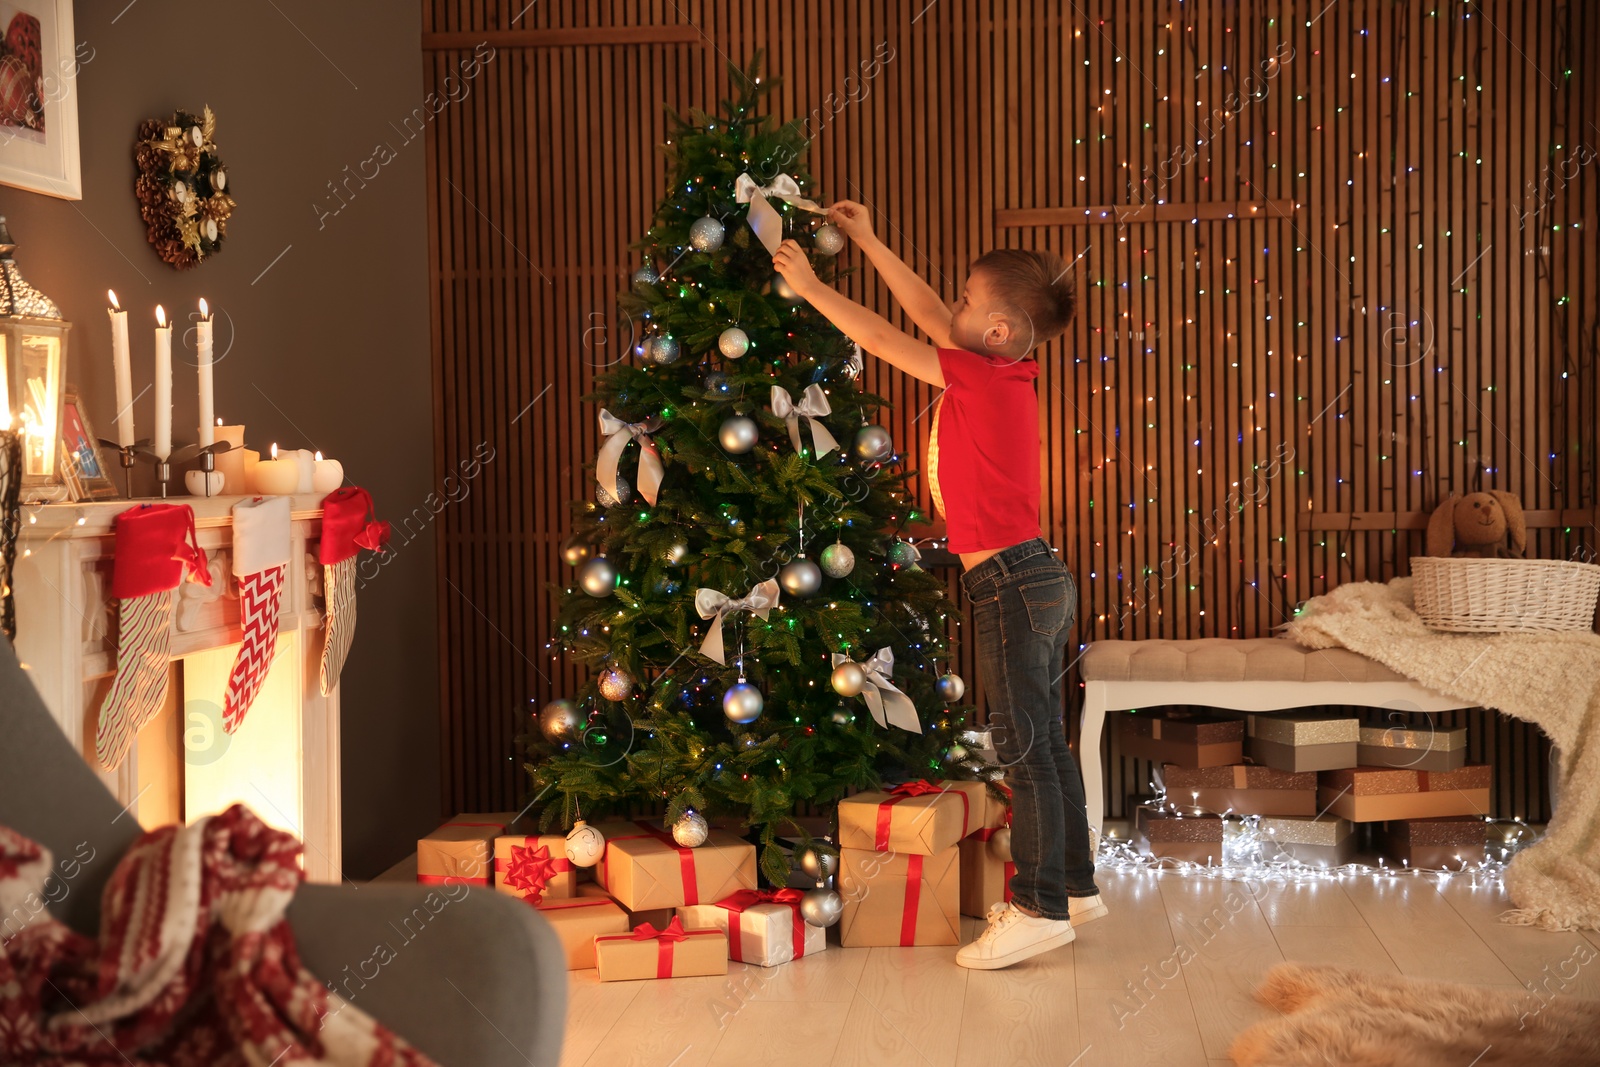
[136,118,164,142]
[199,193,236,222]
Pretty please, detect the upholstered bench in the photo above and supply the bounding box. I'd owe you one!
[1077,638,1474,836]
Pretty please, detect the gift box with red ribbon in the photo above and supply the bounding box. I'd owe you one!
[838,779,988,856]
[416,812,521,887]
[576,880,675,931]
[958,827,1015,918]
[838,845,960,947]
[535,897,630,970]
[493,834,577,904]
[678,887,827,967]
[594,917,729,982]
[597,822,756,912]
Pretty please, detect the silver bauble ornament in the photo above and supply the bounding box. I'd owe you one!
[565,820,605,868]
[596,478,632,507]
[772,274,804,303]
[831,661,866,698]
[664,541,688,565]
[819,542,856,578]
[562,541,592,567]
[830,707,854,725]
[797,845,837,881]
[813,223,845,256]
[800,886,843,927]
[631,266,659,291]
[598,665,634,701]
[723,681,764,724]
[704,370,730,393]
[853,424,894,462]
[578,556,617,597]
[689,215,726,252]
[650,334,680,365]
[718,327,750,359]
[935,672,967,702]
[987,826,1013,862]
[779,555,823,598]
[672,810,710,847]
[537,698,582,743]
[719,415,759,454]
[889,540,921,568]
[944,744,969,763]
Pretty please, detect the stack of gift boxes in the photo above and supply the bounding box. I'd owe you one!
[1118,710,1489,867]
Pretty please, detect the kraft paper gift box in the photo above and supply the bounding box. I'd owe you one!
[1377,816,1487,868]
[577,880,675,931]
[1161,763,1318,817]
[1118,712,1243,768]
[416,812,519,886]
[1247,714,1360,772]
[678,888,827,967]
[534,897,629,970]
[958,828,1015,918]
[1317,764,1492,822]
[838,779,988,855]
[1136,808,1224,865]
[493,834,578,904]
[838,845,960,947]
[598,825,757,912]
[1258,815,1355,865]
[1357,724,1468,772]
[594,917,729,982]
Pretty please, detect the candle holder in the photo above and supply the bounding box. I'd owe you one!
[96,438,159,498]
[96,438,237,499]
[182,440,232,498]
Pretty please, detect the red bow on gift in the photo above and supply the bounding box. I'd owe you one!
[890,780,943,798]
[717,887,804,912]
[630,916,688,942]
[503,843,557,904]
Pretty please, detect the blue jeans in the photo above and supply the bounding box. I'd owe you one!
[960,537,1098,920]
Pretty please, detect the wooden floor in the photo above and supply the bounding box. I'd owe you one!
[549,869,1600,1067]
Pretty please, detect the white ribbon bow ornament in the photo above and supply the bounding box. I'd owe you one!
[832,647,923,733]
[734,172,826,254]
[694,578,782,665]
[596,409,664,506]
[770,384,839,459]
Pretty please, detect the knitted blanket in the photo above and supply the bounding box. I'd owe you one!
[1283,577,1600,931]
[0,804,439,1066]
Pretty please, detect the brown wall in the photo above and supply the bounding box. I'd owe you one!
[425,3,1598,823]
[0,1,436,878]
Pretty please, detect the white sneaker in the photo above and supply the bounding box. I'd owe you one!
[955,902,1075,970]
[1069,893,1109,927]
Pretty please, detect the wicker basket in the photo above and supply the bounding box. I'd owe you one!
[1410,556,1600,633]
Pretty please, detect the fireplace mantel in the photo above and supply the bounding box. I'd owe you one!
[11,493,342,882]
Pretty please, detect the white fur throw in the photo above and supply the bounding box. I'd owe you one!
[1282,576,1600,931]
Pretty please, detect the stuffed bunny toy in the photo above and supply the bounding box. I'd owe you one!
[1424,491,1528,559]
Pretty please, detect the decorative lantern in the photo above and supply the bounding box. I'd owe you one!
[0,217,70,494]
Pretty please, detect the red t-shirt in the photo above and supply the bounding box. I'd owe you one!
[926,347,1043,553]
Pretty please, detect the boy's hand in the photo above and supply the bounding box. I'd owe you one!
[828,200,874,242]
[773,240,819,294]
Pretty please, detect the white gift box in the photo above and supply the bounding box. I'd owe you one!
[678,892,826,967]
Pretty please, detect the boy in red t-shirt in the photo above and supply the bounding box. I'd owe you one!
[774,202,1102,971]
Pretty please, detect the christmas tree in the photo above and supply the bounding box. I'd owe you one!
[528,55,984,884]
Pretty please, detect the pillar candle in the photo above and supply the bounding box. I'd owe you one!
[292,448,315,494]
[153,306,172,461]
[254,444,300,496]
[196,299,214,447]
[311,451,343,494]
[107,291,133,448]
[241,448,260,491]
[213,421,246,493]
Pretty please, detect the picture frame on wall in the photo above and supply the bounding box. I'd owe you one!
[0,0,82,200]
[59,389,115,500]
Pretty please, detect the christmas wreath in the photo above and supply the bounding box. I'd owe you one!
[134,106,235,270]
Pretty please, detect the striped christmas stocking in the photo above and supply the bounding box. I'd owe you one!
[95,504,211,769]
[317,486,389,696]
[223,495,292,733]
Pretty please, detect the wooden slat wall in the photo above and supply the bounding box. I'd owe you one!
[423,1,1598,823]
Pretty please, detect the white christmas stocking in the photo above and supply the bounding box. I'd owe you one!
[317,486,389,695]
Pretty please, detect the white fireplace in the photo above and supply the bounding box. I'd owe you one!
[11,493,342,882]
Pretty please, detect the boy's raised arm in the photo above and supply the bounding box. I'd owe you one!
[828,201,955,349]
[773,241,945,389]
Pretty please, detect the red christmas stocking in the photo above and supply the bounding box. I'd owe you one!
[318,486,389,695]
[223,495,291,732]
[95,504,211,769]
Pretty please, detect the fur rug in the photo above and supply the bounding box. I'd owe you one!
[1230,963,1600,1067]
[1282,576,1600,931]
